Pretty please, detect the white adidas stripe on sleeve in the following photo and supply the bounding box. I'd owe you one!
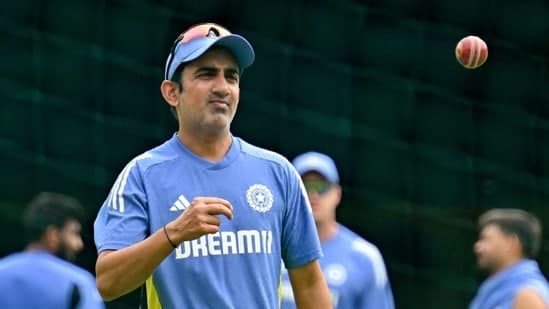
[107,153,150,213]
[352,240,389,288]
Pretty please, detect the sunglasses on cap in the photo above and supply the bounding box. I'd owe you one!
[165,23,232,80]
[303,180,334,195]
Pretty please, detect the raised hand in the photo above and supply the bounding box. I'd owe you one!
[165,197,233,245]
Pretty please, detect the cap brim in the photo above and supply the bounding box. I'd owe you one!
[296,165,328,179]
[167,34,255,79]
[292,152,339,183]
[213,35,255,69]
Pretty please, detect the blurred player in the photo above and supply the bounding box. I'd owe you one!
[280,151,395,309]
[469,208,549,309]
[0,192,104,309]
[93,23,331,308]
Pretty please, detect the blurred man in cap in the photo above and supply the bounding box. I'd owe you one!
[281,151,395,309]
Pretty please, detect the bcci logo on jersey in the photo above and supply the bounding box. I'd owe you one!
[246,184,273,213]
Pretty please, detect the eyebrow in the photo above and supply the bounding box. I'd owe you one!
[193,66,240,76]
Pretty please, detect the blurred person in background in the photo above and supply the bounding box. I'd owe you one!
[93,22,331,309]
[0,192,104,309]
[469,208,549,309]
[280,151,395,309]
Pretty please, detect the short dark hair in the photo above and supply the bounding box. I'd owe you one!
[478,208,542,258]
[22,192,85,244]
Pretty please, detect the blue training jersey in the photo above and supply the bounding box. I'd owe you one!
[469,259,549,309]
[281,225,395,309]
[0,251,105,309]
[94,134,322,309]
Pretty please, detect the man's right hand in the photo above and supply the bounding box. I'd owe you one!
[165,197,233,245]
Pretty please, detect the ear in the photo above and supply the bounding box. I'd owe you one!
[42,226,60,251]
[334,184,342,208]
[160,80,180,108]
[510,234,524,256]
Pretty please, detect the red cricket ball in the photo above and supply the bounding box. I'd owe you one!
[455,35,488,69]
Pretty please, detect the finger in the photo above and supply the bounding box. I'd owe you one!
[200,223,220,234]
[205,203,233,220]
[200,215,221,227]
[193,197,233,210]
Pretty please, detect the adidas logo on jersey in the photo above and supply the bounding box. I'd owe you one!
[170,195,190,211]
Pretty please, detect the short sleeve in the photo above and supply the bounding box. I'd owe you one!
[352,241,395,309]
[281,164,323,269]
[94,158,149,253]
[75,272,105,309]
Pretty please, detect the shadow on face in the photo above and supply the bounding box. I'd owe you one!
[55,220,84,261]
[301,172,341,224]
[473,224,517,273]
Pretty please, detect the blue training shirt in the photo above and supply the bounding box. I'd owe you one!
[0,251,105,309]
[94,134,322,309]
[469,259,549,309]
[281,225,395,309]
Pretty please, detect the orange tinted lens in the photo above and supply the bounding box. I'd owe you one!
[181,23,231,43]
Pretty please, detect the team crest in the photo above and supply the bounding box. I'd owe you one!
[246,184,274,213]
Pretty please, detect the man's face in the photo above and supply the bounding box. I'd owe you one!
[176,48,240,135]
[301,172,341,225]
[55,219,84,261]
[473,224,515,273]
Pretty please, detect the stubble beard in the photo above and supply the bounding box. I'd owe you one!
[55,241,77,262]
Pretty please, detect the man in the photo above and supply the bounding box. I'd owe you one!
[281,151,395,309]
[0,192,105,309]
[470,208,549,309]
[93,23,332,309]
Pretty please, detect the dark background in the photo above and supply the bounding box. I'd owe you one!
[1,0,548,308]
